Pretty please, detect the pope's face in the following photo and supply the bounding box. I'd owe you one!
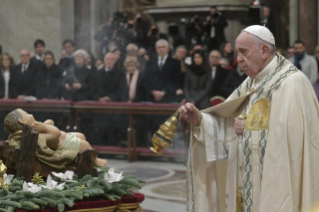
[235,32,263,79]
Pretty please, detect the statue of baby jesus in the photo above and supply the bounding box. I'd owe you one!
[4,108,108,167]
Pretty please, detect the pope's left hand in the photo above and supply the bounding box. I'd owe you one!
[234,117,245,136]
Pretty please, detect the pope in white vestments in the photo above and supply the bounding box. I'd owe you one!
[181,25,319,212]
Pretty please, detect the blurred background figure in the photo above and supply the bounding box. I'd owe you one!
[219,57,230,70]
[184,50,211,110]
[13,49,40,99]
[287,46,295,59]
[276,47,288,58]
[31,39,46,64]
[36,50,63,100]
[62,49,93,101]
[0,53,16,99]
[59,39,76,72]
[204,6,228,51]
[219,42,236,71]
[222,63,247,98]
[261,6,276,36]
[289,39,317,84]
[208,50,229,99]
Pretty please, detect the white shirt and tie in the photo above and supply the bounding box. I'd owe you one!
[211,66,217,80]
[21,62,30,74]
[158,54,168,70]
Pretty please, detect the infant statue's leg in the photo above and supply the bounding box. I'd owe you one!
[79,139,108,167]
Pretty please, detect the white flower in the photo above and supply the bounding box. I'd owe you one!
[52,171,77,183]
[3,173,14,185]
[23,182,42,193]
[97,168,102,172]
[41,175,65,190]
[104,167,123,183]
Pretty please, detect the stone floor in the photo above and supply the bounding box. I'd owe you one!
[106,158,187,212]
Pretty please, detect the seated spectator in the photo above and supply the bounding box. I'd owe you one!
[289,39,318,84]
[31,39,46,64]
[219,57,230,70]
[13,49,40,99]
[95,59,103,70]
[137,47,149,72]
[92,52,127,145]
[62,49,93,101]
[219,42,236,71]
[208,50,229,98]
[86,51,96,72]
[222,63,247,98]
[124,56,145,102]
[36,51,63,99]
[0,53,17,99]
[59,39,76,72]
[143,39,181,103]
[184,50,211,110]
[185,44,202,65]
[173,45,188,100]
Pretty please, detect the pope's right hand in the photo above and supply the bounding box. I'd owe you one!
[180,103,202,126]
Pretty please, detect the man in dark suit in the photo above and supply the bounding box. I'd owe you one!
[143,39,181,103]
[209,50,229,98]
[30,39,45,65]
[260,6,276,37]
[59,39,76,73]
[204,6,228,51]
[92,52,127,145]
[13,49,40,99]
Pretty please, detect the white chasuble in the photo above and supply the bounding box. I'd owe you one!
[186,54,319,212]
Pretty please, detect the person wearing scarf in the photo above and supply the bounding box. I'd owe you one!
[184,50,211,110]
[124,56,144,102]
[289,39,318,84]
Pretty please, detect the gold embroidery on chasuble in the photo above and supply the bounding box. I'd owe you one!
[245,98,270,131]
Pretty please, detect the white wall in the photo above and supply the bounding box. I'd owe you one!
[0,0,74,63]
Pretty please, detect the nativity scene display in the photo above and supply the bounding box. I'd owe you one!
[0,109,145,212]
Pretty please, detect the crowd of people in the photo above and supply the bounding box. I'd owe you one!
[0,6,319,146]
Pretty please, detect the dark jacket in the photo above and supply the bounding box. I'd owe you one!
[210,65,230,98]
[127,72,147,103]
[36,64,63,99]
[13,61,40,96]
[62,65,93,101]
[204,14,228,51]
[184,66,211,110]
[59,57,74,72]
[143,56,181,103]
[92,67,127,102]
[222,66,247,98]
[0,67,17,98]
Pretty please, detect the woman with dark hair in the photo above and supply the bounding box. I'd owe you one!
[184,49,211,110]
[86,51,96,72]
[112,48,125,72]
[36,50,63,99]
[219,42,237,71]
[0,53,17,99]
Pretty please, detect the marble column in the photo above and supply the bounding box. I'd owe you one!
[75,0,91,51]
[299,0,317,53]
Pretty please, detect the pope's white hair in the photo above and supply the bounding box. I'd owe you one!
[156,39,169,48]
[248,33,276,55]
[74,49,88,60]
